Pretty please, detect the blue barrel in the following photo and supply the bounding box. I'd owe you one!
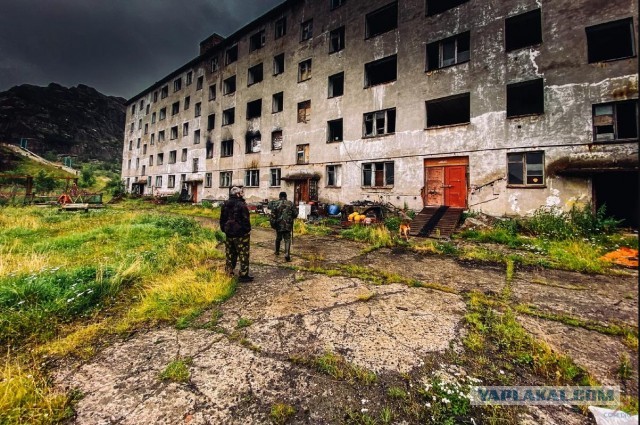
[328,204,339,215]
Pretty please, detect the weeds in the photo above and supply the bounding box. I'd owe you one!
[236,317,253,329]
[270,403,295,424]
[159,357,192,382]
[341,225,393,249]
[293,351,377,385]
[617,354,633,381]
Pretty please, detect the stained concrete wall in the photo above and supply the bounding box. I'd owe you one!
[122,0,638,216]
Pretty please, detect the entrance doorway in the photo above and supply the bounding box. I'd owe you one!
[292,179,318,205]
[593,172,638,228]
[423,157,469,208]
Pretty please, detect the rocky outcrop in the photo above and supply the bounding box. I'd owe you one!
[0,83,126,164]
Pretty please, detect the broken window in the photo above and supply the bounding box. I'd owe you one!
[248,63,264,85]
[363,108,396,137]
[143,144,147,154]
[225,44,238,65]
[505,9,542,52]
[131,104,136,115]
[366,2,398,38]
[155,176,162,187]
[144,123,148,135]
[184,96,190,110]
[223,108,235,126]
[207,114,216,130]
[362,161,394,187]
[250,29,266,51]
[246,99,262,119]
[507,151,544,186]
[586,18,636,63]
[181,148,187,162]
[194,130,200,145]
[158,131,165,142]
[273,53,285,75]
[223,75,236,95]
[593,100,638,141]
[301,20,313,41]
[328,72,344,98]
[327,119,343,142]
[506,78,544,117]
[205,173,212,188]
[221,139,234,157]
[275,17,287,39]
[195,102,201,117]
[196,76,203,90]
[331,0,345,10]
[129,140,133,150]
[150,134,155,145]
[297,100,311,123]
[192,158,199,173]
[220,171,232,187]
[186,71,193,85]
[138,119,142,130]
[298,59,312,82]
[159,108,166,120]
[137,138,141,148]
[270,168,281,187]
[206,140,214,158]
[169,150,177,164]
[326,164,341,187]
[168,175,175,188]
[296,144,309,164]
[142,165,146,176]
[426,93,470,127]
[153,91,158,102]
[171,102,180,116]
[329,26,345,53]
[245,169,259,187]
[161,85,169,99]
[146,104,150,115]
[130,122,134,133]
[209,84,216,101]
[210,56,219,72]
[364,55,397,87]
[426,31,470,70]
[426,0,468,16]
[174,78,182,92]
[151,112,156,123]
[271,130,283,150]
[157,153,164,165]
[182,122,189,136]
[273,92,284,113]
[170,127,178,140]
[149,155,154,166]
[245,131,261,153]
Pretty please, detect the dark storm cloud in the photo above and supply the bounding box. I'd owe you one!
[0,0,282,98]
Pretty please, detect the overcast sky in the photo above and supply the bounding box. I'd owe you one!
[0,0,283,99]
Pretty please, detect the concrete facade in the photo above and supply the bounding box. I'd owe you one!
[121,0,638,220]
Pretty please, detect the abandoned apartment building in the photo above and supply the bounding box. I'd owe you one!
[121,0,639,226]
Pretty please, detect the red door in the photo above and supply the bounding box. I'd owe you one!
[444,166,467,208]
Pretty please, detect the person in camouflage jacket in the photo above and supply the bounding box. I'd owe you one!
[220,186,253,281]
[270,191,295,261]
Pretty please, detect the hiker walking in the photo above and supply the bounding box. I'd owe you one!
[220,186,254,282]
[270,191,295,262]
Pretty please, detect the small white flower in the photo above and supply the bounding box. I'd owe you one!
[66,298,73,303]
[499,370,505,375]
[360,408,368,413]
[425,402,431,408]
[361,399,368,404]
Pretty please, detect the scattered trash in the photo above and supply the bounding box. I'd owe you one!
[588,406,638,425]
[600,247,639,268]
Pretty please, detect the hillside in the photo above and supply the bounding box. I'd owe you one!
[0,83,126,164]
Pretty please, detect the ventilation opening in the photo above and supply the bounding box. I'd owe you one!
[365,55,397,87]
[507,78,544,117]
[505,9,542,52]
[366,2,398,38]
[426,93,470,127]
[426,0,469,16]
[586,18,636,63]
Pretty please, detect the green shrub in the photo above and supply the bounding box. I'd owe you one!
[521,204,620,240]
[384,217,402,232]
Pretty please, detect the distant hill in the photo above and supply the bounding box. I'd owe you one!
[0,83,126,165]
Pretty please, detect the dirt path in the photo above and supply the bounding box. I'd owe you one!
[55,226,638,424]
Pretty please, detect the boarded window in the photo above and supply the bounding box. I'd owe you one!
[272,130,283,150]
[273,53,285,75]
[365,55,397,87]
[223,75,236,94]
[248,63,264,85]
[586,18,636,63]
[593,101,638,141]
[426,31,470,70]
[297,100,311,123]
[272,92,284,113]
[507,151,544,186]
[327,119,343,142]
[426,0,468,16]
[246,99,262,119]
[298,59,312,82]
[363,108,396,137]
[507,78,544,117]
[366,2,398,38]
[362,162,394,187]
[249,29,265,51]
[505,9,542,51]
[328,72,344,98]
[426,93,470,127]
[221,139,234,157]
[296,144,309,164]
[329,26,345,53]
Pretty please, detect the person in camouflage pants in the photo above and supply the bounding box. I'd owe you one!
[270,191,295,262]
[220,186,253,282]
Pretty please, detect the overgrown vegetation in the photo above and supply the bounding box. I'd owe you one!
[270,403,296,424]
[291,351,377,385]
[159,357,192,382]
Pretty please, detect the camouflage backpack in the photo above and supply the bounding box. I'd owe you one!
[270,200,295,231]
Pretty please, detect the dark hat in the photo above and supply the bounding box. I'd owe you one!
[279,191,287,199]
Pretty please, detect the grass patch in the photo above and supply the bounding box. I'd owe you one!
[159,357,192,382]
[357,292,376,302]
[292,351,376,385]
[236,317,253,329]
[387,386,408,400]
[341,225,393,249]
[270,402,295,424]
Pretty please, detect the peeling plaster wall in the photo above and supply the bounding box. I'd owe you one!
[122,0,638,216]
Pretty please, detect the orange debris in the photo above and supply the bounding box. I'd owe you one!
[600,247,639,268]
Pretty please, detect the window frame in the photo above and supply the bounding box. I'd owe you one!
[219,171,233,188]
[365,2,398,39]
[300,19,313,41]
[248,63,264,86]
[507,151,545,187]
[586,17,636,63]
[506,78,544,118]
[221,139,234,157]
[222,108,235,126]
[272,92,284,113]
[273,53,285,75]
[270,168,282,187]
[244,169,260,187]
[329,26,345,53]
[326,164,341,187]
[297,100,311,123]
[425,92,471,128]
[592,100,639,142]
[363,108,396,137]
[505,9,542,52]
[298,58,312,82]
[364,55,397,88]
[275,17,287,39]
[426,31,470,71]
[327,119,344,142]
[204,172,212,188]
[249,29,266,52]
[362,161,394,187]
[296,144,310,164]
